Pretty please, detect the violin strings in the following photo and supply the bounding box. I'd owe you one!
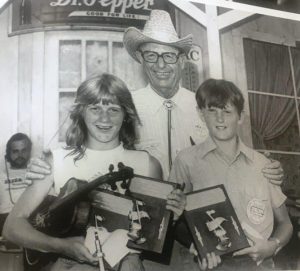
[133,174,165,183]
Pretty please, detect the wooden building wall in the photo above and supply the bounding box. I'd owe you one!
[1,3,300,156]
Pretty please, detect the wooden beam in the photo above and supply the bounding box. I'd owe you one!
[31,32,45,152]
[18,34,33,135]
[217,9,254,31]
[188,0,300,22]
[168,0,207,27]
[0,0,9,7]
[206,5,223,78]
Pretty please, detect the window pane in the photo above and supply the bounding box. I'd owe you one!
[263,115,300,152]
[59,40,81,88]
[290,47,300,96]
[112,42,146,91]
[244,38,294,96]
[249,93,300,152]
[270,153,300,198]
[86,41,108,78]
[59,92,76,142]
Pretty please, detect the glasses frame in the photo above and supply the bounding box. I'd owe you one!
[139,50,182,64]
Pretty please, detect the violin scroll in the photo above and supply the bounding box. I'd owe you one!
[106,163,133,191]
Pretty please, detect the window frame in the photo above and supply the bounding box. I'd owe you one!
[44,30,130,149]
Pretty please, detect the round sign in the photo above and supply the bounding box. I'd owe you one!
[246,198,266,225]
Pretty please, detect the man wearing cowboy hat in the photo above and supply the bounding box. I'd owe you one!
[123,9,284,183]
[123,9,208,179]
[124,12,209,271]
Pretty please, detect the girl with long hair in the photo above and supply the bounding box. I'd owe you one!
[3,74,170,271]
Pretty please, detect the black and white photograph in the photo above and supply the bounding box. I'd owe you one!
[226,0,300,15]
[0,0,300,270]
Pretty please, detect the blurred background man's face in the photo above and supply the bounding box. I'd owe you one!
[8,139,31,168]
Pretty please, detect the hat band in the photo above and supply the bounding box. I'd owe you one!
[142,30,179,43]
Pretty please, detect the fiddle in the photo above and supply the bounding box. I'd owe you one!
[29,163,133,236]
[25,163,133,268]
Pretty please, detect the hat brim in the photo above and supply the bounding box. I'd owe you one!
[123,27,193,63]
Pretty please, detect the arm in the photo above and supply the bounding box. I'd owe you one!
[3,161,97,264]
[3,174,59,252]
[269,203,293,251]
[233,204,293,262]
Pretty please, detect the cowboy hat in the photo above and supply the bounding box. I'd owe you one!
[123,9,193,63]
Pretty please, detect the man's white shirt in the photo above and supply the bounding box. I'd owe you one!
[0,166,28,214]
[132,84,208,179]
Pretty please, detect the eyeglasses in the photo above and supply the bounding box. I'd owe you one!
[139,50,181,64]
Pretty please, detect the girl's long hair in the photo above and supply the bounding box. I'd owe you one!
[65,73,140,161]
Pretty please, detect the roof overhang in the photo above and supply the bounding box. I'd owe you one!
[0,0,13,14]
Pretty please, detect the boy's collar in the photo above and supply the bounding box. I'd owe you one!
[197,137,217,159]
[238,139,254,162]
[199,136,254,162]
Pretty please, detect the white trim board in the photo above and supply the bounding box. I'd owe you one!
[169,0,255,30]
[189,0,300,21]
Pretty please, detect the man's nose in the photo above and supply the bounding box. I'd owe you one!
[157,55,166,68]
[16,152,25,158]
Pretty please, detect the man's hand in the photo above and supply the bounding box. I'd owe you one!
[262,152,284,186]
[233,230,276,263]
[59,236,98,265]
[166,189,186,221]
[26,150,52,181]
[190,243,221,270]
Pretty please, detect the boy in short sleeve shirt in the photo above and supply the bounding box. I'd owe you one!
[169,79,292,270]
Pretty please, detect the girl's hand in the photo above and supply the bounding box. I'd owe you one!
[59,236,98,265]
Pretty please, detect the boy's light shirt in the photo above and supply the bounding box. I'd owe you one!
[169,136,286,240]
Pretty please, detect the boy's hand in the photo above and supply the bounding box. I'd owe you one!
[166,189,186,221]
[262,152,284,186]
[233,230,277,263]
[190,243,221,270]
